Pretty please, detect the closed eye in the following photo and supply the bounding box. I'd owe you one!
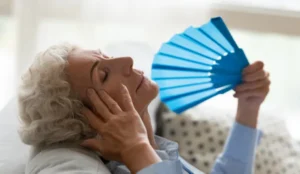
[102,68,109,82]
[103,71,108,82]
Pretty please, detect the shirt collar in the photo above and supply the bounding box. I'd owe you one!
[154,135,179,160]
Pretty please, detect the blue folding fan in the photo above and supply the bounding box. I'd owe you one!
[151,17,249,114]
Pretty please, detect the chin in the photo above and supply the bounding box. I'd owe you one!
[149,80,159,100]
[137,81,159,113]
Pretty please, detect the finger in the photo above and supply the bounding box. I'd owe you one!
[87,88,112,121]
[120,84,134,111]
[98,90,123,114]
[81,138,101,151]
[81,107,105,133]
[234,87,269,99]
[243,70,269,82]
[235,78,271,92]
[243,61,264,75]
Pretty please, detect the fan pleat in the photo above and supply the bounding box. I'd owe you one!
[165,85,233,113]
[151,17,249,114]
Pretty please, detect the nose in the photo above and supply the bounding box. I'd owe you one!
[109,57,134,76]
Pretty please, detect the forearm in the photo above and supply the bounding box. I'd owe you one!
[121,142,162,174]
[141,110,158,149]
[235,101,260,128]
[211,122,262,174]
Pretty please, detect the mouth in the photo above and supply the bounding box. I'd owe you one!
[136,75,145,92]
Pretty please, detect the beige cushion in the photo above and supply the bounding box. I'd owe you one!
[161,106,300,174]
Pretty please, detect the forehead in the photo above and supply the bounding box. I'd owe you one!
[67,49,100,70]
[68,48,100,61]
[65,48,100,95]
[68,49,98,77]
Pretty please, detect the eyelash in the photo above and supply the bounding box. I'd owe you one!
[102,68,109,82]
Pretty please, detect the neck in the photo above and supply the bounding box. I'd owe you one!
[140,110,158,149]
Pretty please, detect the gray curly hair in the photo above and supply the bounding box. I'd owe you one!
[18,43,95,147]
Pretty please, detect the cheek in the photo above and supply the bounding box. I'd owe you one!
[103,82,136,110]
[135,82,159,110]
[103,85,120,101]
[101,79,158,113]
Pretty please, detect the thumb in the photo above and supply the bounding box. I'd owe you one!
[81,138,102,151]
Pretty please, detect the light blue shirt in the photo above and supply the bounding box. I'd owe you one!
[105,122,262,174]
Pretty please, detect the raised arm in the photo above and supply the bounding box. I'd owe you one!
[211,61,270,174]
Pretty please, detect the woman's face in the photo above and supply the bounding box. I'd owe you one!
[66,48,158,114]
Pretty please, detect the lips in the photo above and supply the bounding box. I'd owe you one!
[136,75,145,91]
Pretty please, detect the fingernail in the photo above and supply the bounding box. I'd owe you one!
[80,140,89,147]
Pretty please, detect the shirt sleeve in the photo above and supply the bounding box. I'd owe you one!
[137,122,261,174]
[211,121,262,174]
[137,160,184,174]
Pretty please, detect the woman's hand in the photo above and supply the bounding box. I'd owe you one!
[81,85,161,173]
[234,61,270,107]
[234,61,271,128]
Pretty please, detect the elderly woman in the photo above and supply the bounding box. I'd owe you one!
[19,43,270,174]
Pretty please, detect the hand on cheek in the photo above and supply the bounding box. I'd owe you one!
[81,85,161,173]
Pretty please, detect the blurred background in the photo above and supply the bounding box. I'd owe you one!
[0,0,300,173]
[1,0,299,138]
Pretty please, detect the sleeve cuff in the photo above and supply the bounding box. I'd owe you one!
[222,121,262,163]
[137,160,183,174]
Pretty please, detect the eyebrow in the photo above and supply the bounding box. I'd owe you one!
[90,60,99,83]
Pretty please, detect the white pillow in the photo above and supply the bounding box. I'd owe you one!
[0,97,30,174]
[161,104,300,174]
